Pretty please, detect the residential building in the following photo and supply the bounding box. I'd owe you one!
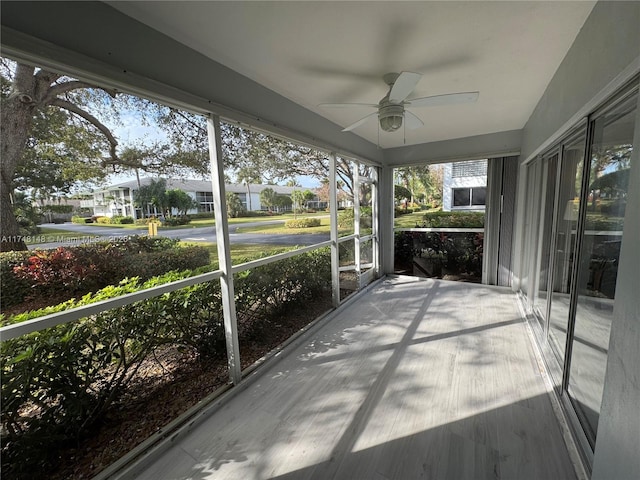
[86,178,302,219]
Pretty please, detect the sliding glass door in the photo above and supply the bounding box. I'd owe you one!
[548,131,586,363]
[534,153,558,332]
[520,78,638,458]
[567,89,637,446]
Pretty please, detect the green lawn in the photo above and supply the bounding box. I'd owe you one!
[394,211,429,228]
[181,241,297,268]
[235,217,333,235]
[189,212,327,228]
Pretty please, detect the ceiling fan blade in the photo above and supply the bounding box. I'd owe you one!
[404,111,424,130]
[319,103,378,109]
[407,91,479,108]
[389,71,422,103]
[342,112,378,132]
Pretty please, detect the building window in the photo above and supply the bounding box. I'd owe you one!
[452,160,487,178]
[452,187,486,207]
[196,191,214,212]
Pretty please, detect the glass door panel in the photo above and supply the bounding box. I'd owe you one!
[533,154,558,330]
[548,134,585,362]
[520,162,538,299]
[568,91,637,444]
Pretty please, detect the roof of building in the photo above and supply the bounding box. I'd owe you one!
[96,178,306,195]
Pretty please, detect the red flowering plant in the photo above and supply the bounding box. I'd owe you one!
[13,247,103,294]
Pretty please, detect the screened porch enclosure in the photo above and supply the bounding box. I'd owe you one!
[2,2,640,480]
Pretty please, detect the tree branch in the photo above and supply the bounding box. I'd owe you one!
[172,109,206,133]
[51,98,119,160]
[44,81,117,105]
[34,68,62,84]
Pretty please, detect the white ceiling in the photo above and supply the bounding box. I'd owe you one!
[110,1,595,149]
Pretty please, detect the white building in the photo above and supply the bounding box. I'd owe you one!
[442,159,488,212]
[84,178,303,219]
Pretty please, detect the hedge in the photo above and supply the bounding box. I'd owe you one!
[421,211,485,228]
[0,251,33,309]
[0,269,218,476]
[285,217,321,228]
[1,248,331,476]
[0,237,210,309]
[110,215,134,224]
[162,216,191,226]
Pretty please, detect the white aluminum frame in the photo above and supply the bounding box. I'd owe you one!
[207,115,242,385]
[0,270,223,342]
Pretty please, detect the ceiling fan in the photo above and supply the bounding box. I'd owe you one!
[319,71,479,133]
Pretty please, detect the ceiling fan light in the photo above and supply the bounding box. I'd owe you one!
[378,103,405,132]
[379,115,403,132]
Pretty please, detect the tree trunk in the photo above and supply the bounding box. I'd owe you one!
[1,64,38,252]
[0,185,26,251]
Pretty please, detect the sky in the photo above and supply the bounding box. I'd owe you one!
[106,111,321,189]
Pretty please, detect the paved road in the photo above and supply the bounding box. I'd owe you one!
[32,221,329,250]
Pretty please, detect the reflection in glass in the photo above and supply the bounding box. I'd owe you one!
[548,135,585,361]
[533,154,558,326]
[568,91,637,443]
[520,162,539,298]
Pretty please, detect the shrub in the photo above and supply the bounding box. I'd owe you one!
[0,251,33,309]
[116,236,179,253]
[394,207,411,216]
[235,248,331,324]
[162,216,191,226]
[94,216,110,224]
[394,230,484,278]
[12,247,109,296]
[111,215,134,224]
[0,269,223,477]
[3,237,209,308]
[0,248,331,475]
[338,208,354,228]
[285,218,321,228]
[120,246,210,280]
[585,213,624,231]
[189,212,215,220]
[421,211,485,228]
[597,199,626,216]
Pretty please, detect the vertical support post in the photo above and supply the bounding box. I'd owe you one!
[483,157,504,285]
[354,164,361,290]
[379,165,395,274]
[330,153,340,308]
[372,167,380,278]
[207,115,241,385]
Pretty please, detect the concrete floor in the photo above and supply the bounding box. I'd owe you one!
[126,276,581,480]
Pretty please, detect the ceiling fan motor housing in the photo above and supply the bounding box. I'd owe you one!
[378,102,404,132]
